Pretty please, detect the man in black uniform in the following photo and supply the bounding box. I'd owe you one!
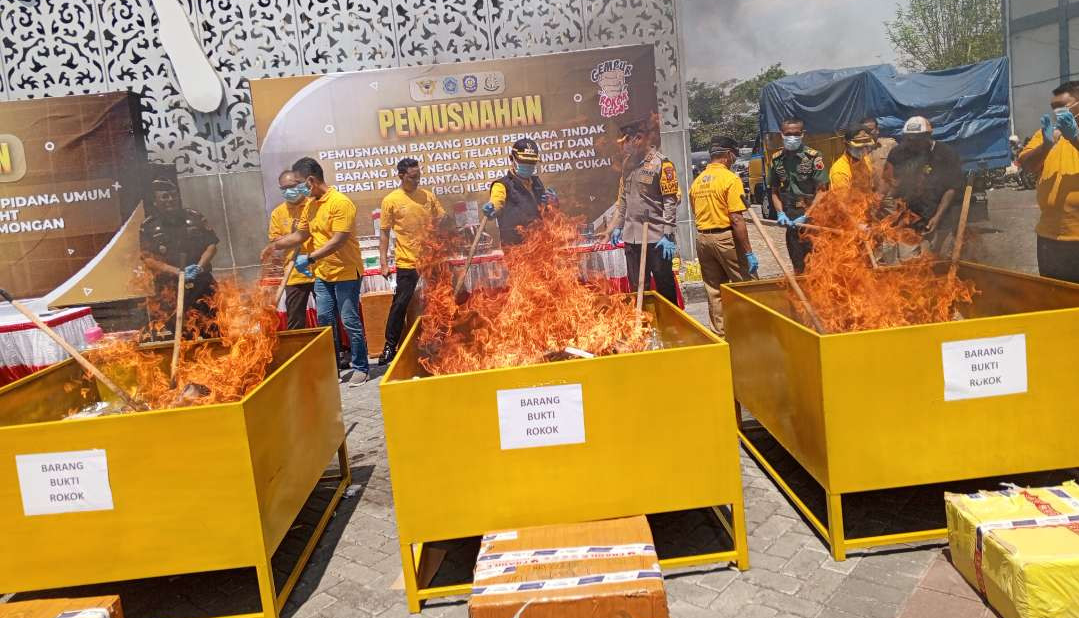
[139,178,220,339]
[886,116,963,255]
[482,138,552,246]
[767,117,828,274]
[599,118,681,305]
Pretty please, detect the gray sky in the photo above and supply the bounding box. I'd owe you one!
[680,0,901,83]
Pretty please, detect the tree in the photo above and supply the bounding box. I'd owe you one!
[687,64,787,151]
[885,0,1003,72]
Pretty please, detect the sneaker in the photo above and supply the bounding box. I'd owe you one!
[348,371,369,387]
[377,344,397,366]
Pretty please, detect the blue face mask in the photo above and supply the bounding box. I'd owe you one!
[515,163,536,178]
[783,135,803,151]
[282,185,305,203]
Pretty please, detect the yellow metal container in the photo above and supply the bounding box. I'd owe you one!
[0,328,349,618]
[721,263,1079,560]
[380,292,749,612]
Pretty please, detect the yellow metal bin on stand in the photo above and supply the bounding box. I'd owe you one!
[0,329,349,618]
[380,292,749,613]
[721,263,1079,561]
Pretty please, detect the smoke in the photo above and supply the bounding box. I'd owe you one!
[680,0,899,83]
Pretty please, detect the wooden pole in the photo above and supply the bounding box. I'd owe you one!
[454,218,488,297]
[948,172,975,278]
[0,289,147,411]
[746,209,829,333]
[170,261,186,382]
[635,221,650,316]
[274,250,296,307]
[761,216,878,269]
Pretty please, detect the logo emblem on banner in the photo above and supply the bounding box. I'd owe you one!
[591,59,633,118]
[442,76,459,94]
[0,134,27,183]
[415,78,436,98]
[483,74,502,92]
[463,75,478,93]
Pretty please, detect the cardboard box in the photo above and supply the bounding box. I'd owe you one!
[946,481,1079,618]
[469,516,668,618]
[0,596,123,618]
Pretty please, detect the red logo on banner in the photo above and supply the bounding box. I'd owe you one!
[591,59,633,118]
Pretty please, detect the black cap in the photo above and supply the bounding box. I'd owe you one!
[618,117,651,138]
[709,135,739,156]
[510,138,540,163]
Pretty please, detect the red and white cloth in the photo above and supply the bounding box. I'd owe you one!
[0,301,97,386]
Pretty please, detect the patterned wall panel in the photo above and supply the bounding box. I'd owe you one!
[393,0,494,66]
[489,0,586,59]
[294,0,399,73]
[96,0,220,175]
[0,0,107,99]
[584,0,682,131]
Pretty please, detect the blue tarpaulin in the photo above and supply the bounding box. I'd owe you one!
[759,58,1011,171]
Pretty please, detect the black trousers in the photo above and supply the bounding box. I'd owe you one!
[385,268,420,349]
[1038,236,1079,284]
[623,242,678,305]
[785,226,813,274]
[283,282,314,330]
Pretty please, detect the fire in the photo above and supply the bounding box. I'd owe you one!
[793,181,976,333]
[416,208,651,376]
[77,280,280,411]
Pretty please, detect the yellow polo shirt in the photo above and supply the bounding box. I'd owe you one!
[829,152,874,191]
[688,162,746,230]
[268,200,314,285]
[1021,130,1079,241]
[380,187,444,269]
[298,187,363,282]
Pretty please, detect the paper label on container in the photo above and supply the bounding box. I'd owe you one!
[496,383,585,450]
[941,334,1027,401]
[15,449,114,516]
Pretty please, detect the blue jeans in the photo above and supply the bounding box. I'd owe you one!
[313,278,369,373]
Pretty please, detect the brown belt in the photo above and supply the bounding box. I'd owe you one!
[697,226,732,234]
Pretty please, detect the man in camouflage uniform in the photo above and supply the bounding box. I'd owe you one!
[768,117,829,273]
[600,118,681,305]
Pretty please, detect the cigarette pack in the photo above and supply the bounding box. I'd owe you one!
[0,595,122,618]
[468,515,668,618]
[946,481,1079,618]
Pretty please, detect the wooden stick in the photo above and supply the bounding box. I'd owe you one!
[274,250,296,307]
[761,217,878,268]
[746,209,828,333]
[864,240,879,269]
[170,262,186,382]
[948,172,975,277]
[454,218,488,296]
[0,289,147,411]
[635,221,650,316]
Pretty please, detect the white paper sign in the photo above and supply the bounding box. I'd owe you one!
[15,449,114,516]
[497,383,585,450]
[941,334,1028,401]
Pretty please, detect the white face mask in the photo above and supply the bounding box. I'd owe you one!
[783,135,803,151]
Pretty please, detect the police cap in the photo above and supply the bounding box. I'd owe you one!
[510,138,540,163]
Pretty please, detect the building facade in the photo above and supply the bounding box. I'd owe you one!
[1006,0,1079,141]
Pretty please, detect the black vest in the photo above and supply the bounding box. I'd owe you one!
[492,173,545,246]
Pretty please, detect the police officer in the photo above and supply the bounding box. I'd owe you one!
[483,138,553,246]
[768,117,828,273]
[139,178,220,339]
[599,118,680,305]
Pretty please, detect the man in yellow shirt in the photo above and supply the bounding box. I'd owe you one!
[268,157,370,385]
[829,126,877,192]
[268,169,314,330]
[482,138,552,247]
[1018,81,1079,283]
[689,135,759,335]
[377,157,446,365]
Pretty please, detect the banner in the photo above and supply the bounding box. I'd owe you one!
[0,92,147,300]
[251,45,659,235]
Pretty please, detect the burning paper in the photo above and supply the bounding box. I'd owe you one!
[794,182,976,333]
[417,209,652,376]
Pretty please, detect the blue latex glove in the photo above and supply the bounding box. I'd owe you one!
[745,252,759,275]
[182,264,202,282]
[541,188,557,206]
[1042,113,1055,143]
[294,254,314,277]
[792,215,808,227]
[776,211,792,227]
[610,227,623,246]
[656,235,676,260]
[1058,110,1079,140]
[482,202,496,218]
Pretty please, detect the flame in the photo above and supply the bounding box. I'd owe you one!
[79,279,281,411]
[416,208,651,376]
[793,180,976,333]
